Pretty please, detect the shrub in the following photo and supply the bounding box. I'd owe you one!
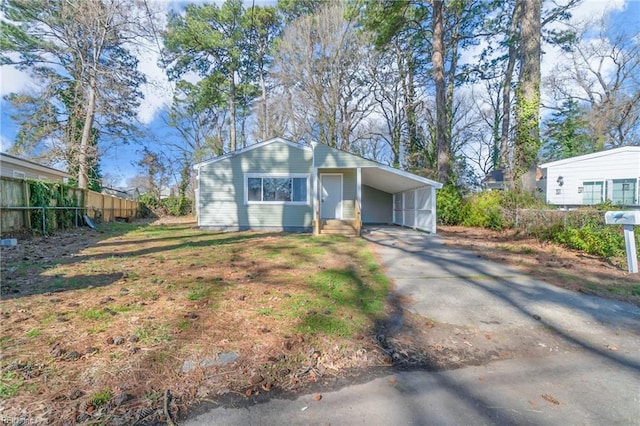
[139,193,160,218]
[500,190,547,210]
[437,185,464,225]
[161,196,192,216]
[461,191,504,230]
[552,223,625,260]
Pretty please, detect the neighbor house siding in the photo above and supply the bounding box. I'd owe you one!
[362,185,392,224]
[541,147,640,206]
[197,142,313,230]
[0,154,70,182]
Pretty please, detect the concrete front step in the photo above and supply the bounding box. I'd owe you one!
[319,219,358,236]
[320,229,358,236]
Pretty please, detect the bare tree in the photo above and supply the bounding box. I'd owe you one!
[546,18,640,148]
[366,44,414,168]
[270,2,376,150]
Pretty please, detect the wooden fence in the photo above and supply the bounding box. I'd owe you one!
[0,176,140,234]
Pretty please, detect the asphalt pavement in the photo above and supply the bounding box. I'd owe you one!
[184,226,640,425]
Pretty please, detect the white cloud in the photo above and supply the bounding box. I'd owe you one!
[133,2,175,125]
[136,45,174,125]
[540,0,627,107]
[0,64,32,97]
[0,134,11,151]
[567,0,626,23]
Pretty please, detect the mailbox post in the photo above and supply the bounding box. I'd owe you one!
[604,211,640,274]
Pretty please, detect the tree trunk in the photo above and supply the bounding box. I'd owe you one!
[514,0,541,193]
[432,0,449,184]
[229,73,237,152]
[499,1,522,182]
[260,71,268,141]
[78,82,97,190]
[403,57,419,168]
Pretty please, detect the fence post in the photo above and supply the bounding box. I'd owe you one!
[23,179,32,230]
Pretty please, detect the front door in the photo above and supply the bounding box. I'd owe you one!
[320,174,342,219]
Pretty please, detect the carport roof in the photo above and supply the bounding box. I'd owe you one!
[361,165,443,194]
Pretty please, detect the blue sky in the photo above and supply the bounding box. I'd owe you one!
[1,0,638,188]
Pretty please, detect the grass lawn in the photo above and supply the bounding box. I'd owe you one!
[0,220,390,424]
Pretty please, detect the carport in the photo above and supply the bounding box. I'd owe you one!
[312,142,443,235]
[360,166,443,233]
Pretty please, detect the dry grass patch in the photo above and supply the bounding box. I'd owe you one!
[440,226,640,306]
[0,219,390,424]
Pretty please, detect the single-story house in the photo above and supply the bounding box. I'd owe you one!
[193,137,443,235]
[0,152,71,182]
[539,146,640,207]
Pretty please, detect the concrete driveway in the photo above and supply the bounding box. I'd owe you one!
[185,226,640,425]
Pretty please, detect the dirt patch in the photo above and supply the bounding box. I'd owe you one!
[438,226,640,307]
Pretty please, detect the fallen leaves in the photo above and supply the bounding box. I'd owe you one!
[542,394,560,405]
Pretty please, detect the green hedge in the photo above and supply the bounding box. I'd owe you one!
[438,189,638,264]
[139,194,192,217]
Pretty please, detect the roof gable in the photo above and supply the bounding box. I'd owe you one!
[313,143,442,189]
[193,137,311,170]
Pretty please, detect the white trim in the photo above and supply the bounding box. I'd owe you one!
[540,146,640,169]
[375,164,443,189]
[431,186,437,234]
[320,173,343,219]
[312,168,319,223]
[356,167,362,209]
[244,173,310,205]
[194,137,312,170]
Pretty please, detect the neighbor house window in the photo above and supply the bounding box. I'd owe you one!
[12,171,25,179]
[246,174,308,204]
[582,181,604,204]
[611,179,637,205]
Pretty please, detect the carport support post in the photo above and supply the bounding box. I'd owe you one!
[356,168,361,233]
[624,225,638,273]
[431,186,437,234]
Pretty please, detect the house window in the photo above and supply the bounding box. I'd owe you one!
[611,179,637,205]
[13,171,26,179]
[246,174,308,204]
[582,181,604,205]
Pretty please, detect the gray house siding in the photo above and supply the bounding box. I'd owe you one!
[197,142,313,231]
[314,143,378,168]
[362,185,392,224]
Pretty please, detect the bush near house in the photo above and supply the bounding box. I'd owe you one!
[139,194,192,217]
[438,188,639,266]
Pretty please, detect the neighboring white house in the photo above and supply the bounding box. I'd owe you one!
[539,146,640,207]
